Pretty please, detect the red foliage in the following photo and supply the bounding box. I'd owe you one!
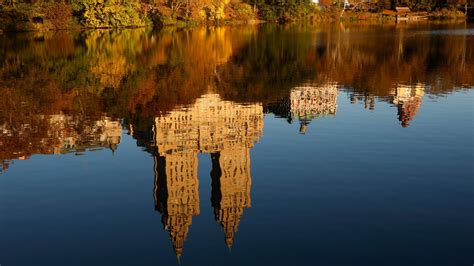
[43,3,74,29]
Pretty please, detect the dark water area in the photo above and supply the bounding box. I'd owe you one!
[0,22,473,265]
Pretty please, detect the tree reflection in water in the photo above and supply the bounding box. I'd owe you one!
[0,22,473,257]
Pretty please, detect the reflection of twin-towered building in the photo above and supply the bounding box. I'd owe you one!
[151,94,263,258]
[267,82,338,134]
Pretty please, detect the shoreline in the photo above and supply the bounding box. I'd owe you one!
[0,7,470,32]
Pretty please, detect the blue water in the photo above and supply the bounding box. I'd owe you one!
[0,23,473,265]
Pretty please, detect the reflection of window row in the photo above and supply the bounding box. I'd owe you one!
[0,115,122,173]
[153,149,252,258]
[149,94,262,258]
[211,149,251,249]
[153,152,199,259]
[267,82,427,131]
[290,84,338,118]
[153,94,263,156]
[266,83,339,134]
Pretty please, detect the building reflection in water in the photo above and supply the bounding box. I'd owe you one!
[146,83,424,258]
[150,94,263,258]
[391,84,425,128]
[0,82,428,257]
[349,83,426,128]
[350,93,376,111]
[0,115,121,173]
[266,82,338,134]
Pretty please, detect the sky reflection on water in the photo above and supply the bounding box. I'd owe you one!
[0,22,473,266]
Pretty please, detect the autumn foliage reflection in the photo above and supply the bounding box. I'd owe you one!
[1,23,473,170]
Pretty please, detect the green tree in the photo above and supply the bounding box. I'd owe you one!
[71,0,149,27]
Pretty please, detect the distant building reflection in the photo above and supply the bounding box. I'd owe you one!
[349,83,426,127]
[391,84,425,127]
[0,115,122,173]
[349,93,376,111]
[150,94,262,257]
[266,82,338,134]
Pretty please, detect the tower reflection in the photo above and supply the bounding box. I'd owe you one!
[210,147,252,249]
[391,84,425,128]
[151,93,263,257]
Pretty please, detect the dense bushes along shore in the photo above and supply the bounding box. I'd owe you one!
[0,0,470,31]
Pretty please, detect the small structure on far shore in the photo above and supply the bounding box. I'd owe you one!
[383,7,428,22]
[395,7,411,17]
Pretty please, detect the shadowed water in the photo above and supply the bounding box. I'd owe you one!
[0,22,473,266]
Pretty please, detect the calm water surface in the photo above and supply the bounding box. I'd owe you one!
[0,23,473,265]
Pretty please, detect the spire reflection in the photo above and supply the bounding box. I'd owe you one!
[151,93,262,256]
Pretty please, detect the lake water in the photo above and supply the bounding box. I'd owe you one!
[0,22,473,266]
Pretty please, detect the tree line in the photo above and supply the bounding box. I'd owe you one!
[0,0,471,29]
